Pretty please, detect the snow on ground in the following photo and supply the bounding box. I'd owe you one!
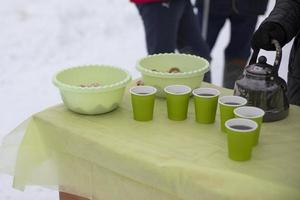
[0,0,291,199]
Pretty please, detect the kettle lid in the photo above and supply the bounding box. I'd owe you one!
[246,56,273,76]
[247,39,282,76]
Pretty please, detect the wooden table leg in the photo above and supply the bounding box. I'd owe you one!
[59,192,90,200]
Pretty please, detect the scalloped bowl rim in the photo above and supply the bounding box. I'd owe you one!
[53,65,132,93]
[136,53,210,78]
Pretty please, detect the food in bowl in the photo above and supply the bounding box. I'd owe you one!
[136,80,144,86]
[136,53,209,97]
[168,67,181,73]
[53,65,131,115]
[79,82,101,87]
[151,67,181,73]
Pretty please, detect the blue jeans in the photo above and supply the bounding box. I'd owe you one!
[136,0,211,81]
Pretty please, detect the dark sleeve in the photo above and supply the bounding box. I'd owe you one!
[263,0,300,44]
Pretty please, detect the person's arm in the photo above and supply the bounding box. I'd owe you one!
[265,0,300,43]
[252,0,300,50]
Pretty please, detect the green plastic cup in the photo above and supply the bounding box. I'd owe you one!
[225,118,258,161]
[234,106,265,146]
[192,88,220,124]
[130,86,157,121]
[164,85,192,121]
[218,96,247,132]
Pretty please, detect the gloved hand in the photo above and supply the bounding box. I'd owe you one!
[251,22,287,50]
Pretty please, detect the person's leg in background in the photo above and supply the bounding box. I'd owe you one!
[135,1,185,54]
[197,13,227,52]
[223,14,258,89]
[196,2,227,82]
[176,0,211,82]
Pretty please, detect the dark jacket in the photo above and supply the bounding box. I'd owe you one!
[262,0,300,105]
[196,0,268,16]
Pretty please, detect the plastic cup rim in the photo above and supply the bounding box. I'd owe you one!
[234,106,265,119]
[164,85,192,95]
[218,95,247,107]
[225,118,258,133]
[192,87,220,98]
[130,86,157,96]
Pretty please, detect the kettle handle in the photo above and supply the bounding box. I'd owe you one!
[249,39,282,72]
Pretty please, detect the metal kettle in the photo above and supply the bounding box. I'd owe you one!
[234,39,289,122]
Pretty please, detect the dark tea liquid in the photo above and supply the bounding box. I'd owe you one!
[137,92,149,95]
[230,125,252,130]
[197,93,215,96]
[224,102,240,105]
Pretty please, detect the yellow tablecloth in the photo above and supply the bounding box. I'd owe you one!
[1,83,300,200]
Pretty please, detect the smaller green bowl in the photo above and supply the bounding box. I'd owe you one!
[53,65,131,115]
[136,53,209,97]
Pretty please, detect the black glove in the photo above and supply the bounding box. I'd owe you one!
[251,22,287,50]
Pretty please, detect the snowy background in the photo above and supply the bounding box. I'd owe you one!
[0,0,293,199]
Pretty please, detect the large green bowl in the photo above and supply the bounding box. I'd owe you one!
[137,53,209,97]
[53,65,131,115]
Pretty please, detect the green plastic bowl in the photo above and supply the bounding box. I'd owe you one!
[136,53,210,97]
[53,65,131,115]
